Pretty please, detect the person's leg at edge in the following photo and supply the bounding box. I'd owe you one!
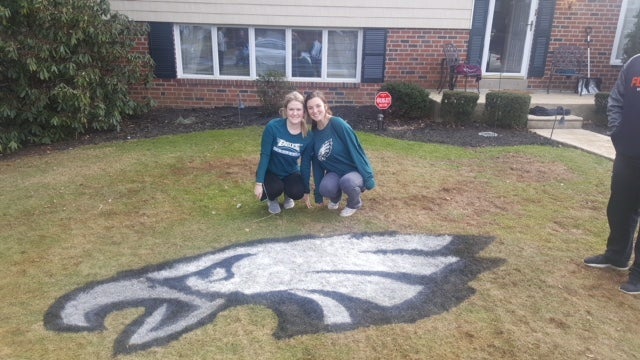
[319,172,342,207]
[604,155,640,266]
[340,171,364,210]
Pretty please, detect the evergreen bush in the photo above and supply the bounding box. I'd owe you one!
[483,91,531,129]
[593,92,610,127]
[440,90,480,125]
[0,0,154,153]
[379,82,433,120]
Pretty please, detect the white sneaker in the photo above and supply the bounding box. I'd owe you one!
[283,197,295,209]
[327,201,340,210]
[267,200,281,214]
[340,207,357,217]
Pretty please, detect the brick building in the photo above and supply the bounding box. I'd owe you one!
[110,0,637,108]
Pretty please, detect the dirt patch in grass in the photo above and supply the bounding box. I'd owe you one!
[366,152,575,231]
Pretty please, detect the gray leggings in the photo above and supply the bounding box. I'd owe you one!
[319,171,364,209]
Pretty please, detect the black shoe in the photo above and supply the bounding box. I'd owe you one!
[619,278,640,295]
[583,254,630,271]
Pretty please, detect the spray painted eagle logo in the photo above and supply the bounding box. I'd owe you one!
[44,233,503,355]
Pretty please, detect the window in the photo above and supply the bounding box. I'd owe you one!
[179,25,214,75]
[221,27,250,76]
[292,30,321,78]
[327,30,358,79]
[611,0,640,65]
[255,29,286,76]
[175,25,361,81]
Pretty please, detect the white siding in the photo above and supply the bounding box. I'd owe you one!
[109,0,473,29]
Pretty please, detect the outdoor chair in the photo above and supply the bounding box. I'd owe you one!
[546,46,585,94]
[437,43,482,93]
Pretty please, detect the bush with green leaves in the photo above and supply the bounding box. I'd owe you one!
[379,82,433,120]
[594,92,609,114]
[482,91,531,129]
[256,71,294,116]
[0,0,154,153]
[593,92,610,127]
[439,90,480,125]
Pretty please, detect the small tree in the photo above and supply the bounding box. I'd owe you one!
[255,71,294,116]
[0,0,154,153]
[622,7,640,63]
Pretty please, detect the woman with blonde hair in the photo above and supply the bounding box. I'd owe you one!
[254,91,313,214]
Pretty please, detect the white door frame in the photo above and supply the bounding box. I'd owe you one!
[481,0,539,77]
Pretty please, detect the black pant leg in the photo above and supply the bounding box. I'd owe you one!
[283,173,305,200]
[263,171,284,201]
[605,155,640,263]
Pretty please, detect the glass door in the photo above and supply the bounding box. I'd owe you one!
[483,0,538,76]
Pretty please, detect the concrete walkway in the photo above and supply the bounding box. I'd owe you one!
[530,128,615,160]
[430,90,615,160]
[525,91,615,160]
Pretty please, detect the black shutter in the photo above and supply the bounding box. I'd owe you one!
[361,29,387,83]
[148,22,177,79]
[528,0,556,77]
[467,0,490,66]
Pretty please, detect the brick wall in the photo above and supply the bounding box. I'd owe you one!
[385,29,469,89]
[528,0,623,92]
[129,28,462,108]
[129,2,623,110]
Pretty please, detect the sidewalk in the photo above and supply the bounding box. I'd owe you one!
[430,90,615,160]
[526,91,614,160]
[530,128,615,160]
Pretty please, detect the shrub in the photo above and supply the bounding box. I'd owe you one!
[0,0,155,154]
[379,82,433,120]
[594,92,609,114]
[440,90,480,125]
[256,71,294,116]
[483,91,531,129]
[593,92,610,127]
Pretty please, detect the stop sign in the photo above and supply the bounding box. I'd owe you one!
[375,91,392,110]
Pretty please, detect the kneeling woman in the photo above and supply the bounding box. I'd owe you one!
[305,91,376,217]
[254,91,313,214]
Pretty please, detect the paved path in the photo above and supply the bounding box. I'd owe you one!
[530,128,615,160]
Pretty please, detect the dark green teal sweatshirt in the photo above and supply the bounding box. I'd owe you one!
[312,116,376,204]
[255,118,314,193]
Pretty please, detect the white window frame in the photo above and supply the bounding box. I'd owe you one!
[611,0,640,65]
[174,25,362,82]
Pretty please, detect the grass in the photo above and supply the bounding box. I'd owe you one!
[1,127,638,359]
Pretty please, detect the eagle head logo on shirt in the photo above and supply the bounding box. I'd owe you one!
[317,138,333,161]
[44,233,503,355]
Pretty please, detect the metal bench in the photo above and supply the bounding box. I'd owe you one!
[546,46,585,94]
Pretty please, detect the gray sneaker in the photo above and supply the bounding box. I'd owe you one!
[327,201,340,210]
[619,278,640,295]
[583,254,629,271]
[283,197,295,209]
[340,207,357,217]
[267,200,281,214]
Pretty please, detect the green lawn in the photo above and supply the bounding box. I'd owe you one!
[1,127,638,359]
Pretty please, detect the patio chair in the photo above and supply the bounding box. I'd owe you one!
[546,46,585,94]
[437,43,482,93]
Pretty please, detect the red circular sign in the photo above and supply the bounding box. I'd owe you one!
[375,91,392,110]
